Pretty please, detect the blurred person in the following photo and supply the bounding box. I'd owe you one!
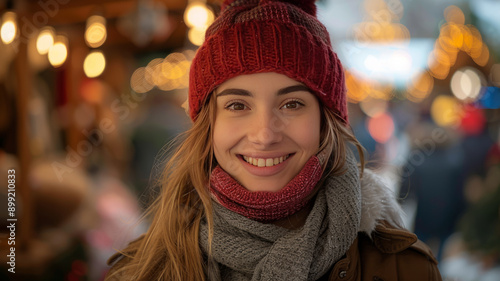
[105,0,441,280]
[398,120,467,262]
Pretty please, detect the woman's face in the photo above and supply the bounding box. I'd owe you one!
[213,72,321,192]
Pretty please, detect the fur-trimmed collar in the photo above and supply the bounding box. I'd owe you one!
[359,169,405,236]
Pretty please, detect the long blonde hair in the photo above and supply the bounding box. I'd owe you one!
[105,95,364,281]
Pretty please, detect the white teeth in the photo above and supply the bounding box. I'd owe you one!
[243,154,290,167]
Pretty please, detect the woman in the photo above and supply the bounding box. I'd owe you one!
[106,0,442,280]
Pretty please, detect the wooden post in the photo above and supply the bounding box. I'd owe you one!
[14,19,33,251]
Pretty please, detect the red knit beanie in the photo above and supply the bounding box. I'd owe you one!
[188,0,347,123]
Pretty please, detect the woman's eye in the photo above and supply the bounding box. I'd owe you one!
[226,102,247,111]
[282,100,303,110]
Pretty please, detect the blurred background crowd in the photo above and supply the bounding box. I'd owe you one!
[0,0,499,280]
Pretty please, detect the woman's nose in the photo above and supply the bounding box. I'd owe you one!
[247,110,285,147]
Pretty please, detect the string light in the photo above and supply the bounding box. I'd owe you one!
[450,67,484,102]
[85,15,107,48]
[430,95,462,127]
[1,12,17,44]
[188,27,206,46]
[36,27,55,55]
[184,2,214,29]
[83,51,106,78]
[48,35,68,67]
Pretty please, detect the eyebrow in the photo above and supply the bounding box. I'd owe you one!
[216,84,311,97]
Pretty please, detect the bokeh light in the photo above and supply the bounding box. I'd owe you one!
[188,27,207,46]
[478,87,500,109]
[48,36,68,67]
[80,79,106,104]
[184,2,214,29]
[83,51,106,78]
[130,51,193,93]
[367,113,395,144]
[444,5,465,25]
[460,105,486,136]
[36,27,55,55]
[428,49,450,80]
[85,15,107,48]
[345,71,370,103]
[360,98,388,117]
[472,44,489,67]
[407,71,434,102]
[450,67,484,101]
[1,12,17,45]
[431,95,463,127]
[130,67,154,93]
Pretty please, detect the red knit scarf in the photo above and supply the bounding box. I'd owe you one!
[209,155,323,222]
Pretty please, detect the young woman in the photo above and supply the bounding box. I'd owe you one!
[105,0,442,280]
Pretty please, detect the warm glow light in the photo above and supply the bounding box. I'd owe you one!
[145,58,163,87]
[450,67,484,101]
[345,71,369,103]
[1,12,17,44]
[85,15,107,48]
[444,5,465,25]
[183,49,196,60]
[139,52,194,92]
[158,78,180,92]
[367,113,394,143]
[161,52,188,80]
[473,44,489,67]
[184,2,214,29]
[131,67,154,93]
[370,85,394,100]
[36,27,55,55]
[360,98,388,117]
[188,27,207,46]
[80,79,105,104]
[48,37,68,67]
[407,71,434,102]
[431,95,462,127]
[83,51,106,78]
[428,52,450,80]
[165,52,187,64]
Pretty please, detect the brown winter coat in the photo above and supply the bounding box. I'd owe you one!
[107,170,442,280]
[326,222,441,281]
[107,222,441,281]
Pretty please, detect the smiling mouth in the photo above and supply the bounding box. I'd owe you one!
[241,154,291,167]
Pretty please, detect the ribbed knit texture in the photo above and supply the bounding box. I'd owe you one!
[210,154,323,222]
[200,151,361,281]
[189,0,347,123]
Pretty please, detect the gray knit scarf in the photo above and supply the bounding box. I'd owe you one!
[199,152,361,281]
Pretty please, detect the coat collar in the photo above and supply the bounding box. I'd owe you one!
[357,169,437,262]
[358,169,405,236]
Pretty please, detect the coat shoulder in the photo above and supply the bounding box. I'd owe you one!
[370,222,438,264]
[356,224,442,281]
